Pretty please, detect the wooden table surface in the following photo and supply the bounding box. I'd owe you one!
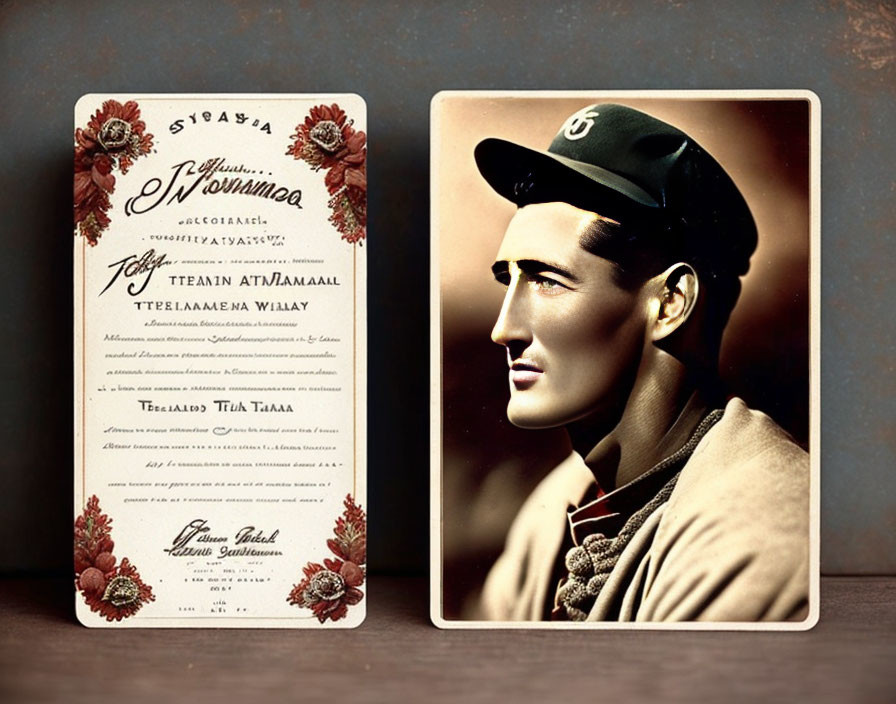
[1,576,893,703]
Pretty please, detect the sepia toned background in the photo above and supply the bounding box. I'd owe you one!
[436,96,813,617]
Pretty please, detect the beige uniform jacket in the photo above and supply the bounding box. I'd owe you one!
[480,398,810,622]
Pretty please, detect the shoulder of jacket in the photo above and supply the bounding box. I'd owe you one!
[636,399,810,621]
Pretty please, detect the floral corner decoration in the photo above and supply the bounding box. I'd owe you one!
[287,494,367,623]
[74,100,154,246]
[74,495,154,621]
[286,104,367,245]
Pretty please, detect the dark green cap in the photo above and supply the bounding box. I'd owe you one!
[474,104,757,278]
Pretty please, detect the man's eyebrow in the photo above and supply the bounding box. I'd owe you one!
[491,261,509,278]
[517,259,582,283]
[491,259,581,283]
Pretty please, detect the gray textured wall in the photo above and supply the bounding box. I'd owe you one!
[0,0,893,575]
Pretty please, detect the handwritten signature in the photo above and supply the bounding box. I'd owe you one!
[100,249,172,296]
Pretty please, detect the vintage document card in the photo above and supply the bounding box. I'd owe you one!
[74,94,366,627]
[431,91,819,629]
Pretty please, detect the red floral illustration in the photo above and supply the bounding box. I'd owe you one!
[74,100,154,246]
[74,495,155,621]
[286,104,367,244]
[287,494,367,623]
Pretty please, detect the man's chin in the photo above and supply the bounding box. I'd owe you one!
[506,404,564,430]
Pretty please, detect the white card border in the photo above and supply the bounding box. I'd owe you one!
[73,92,368,628]
[430,89,821,631]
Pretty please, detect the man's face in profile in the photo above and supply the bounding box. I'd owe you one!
[490,201,649,430]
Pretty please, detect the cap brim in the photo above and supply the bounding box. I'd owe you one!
[474,138,660,222]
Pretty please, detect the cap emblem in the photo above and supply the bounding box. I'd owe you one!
[562,108,599,141]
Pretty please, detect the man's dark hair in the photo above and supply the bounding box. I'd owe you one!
[577,212,743,345]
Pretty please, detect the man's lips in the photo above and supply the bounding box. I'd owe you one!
[509,359,543,387]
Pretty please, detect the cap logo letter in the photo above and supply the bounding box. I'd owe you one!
[562,109,599,141]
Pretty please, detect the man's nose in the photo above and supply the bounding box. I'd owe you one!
[491,279,530,347]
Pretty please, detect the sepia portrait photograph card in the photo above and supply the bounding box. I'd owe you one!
[431,90,820,630]
[74,94,367,627]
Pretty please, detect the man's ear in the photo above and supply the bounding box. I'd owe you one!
[652,263,698,342]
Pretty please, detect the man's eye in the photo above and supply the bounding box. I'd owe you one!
[494,272,510,286]
[530,274,565,293]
